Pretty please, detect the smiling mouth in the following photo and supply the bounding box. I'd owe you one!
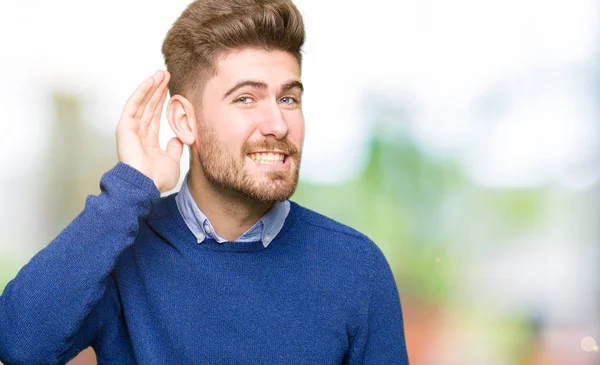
[247,152,287,164]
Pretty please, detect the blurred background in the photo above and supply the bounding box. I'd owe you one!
[1,0,599,364]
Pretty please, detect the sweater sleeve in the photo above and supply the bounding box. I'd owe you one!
[345,244,410,365]
[0,162,160,365]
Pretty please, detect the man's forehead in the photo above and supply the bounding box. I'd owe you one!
[213,48,301,84]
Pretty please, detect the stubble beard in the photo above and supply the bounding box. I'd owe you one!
[195,123,301,203]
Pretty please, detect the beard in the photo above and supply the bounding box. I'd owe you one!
[195,122,301,203]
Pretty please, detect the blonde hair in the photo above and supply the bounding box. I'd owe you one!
[162,0,305,100]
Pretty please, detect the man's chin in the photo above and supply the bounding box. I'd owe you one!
[250,185,297,203]
[234,178,298,203]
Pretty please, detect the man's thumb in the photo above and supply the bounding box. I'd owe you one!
[166,137,184,161]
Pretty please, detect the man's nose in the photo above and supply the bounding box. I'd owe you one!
[257,102,289,139]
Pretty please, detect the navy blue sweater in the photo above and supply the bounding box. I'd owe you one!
[0,163,409,364]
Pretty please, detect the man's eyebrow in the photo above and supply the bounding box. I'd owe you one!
[222,80,268,99]
[281,80,304,93]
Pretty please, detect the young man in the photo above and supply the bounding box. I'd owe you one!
[0,0,409,364]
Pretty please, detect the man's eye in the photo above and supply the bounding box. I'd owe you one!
[279,96,298,105]
[235,96,254,104]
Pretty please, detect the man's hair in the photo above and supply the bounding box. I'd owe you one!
[162,0,305,101]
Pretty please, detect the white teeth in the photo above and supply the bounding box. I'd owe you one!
[248,152,285,164]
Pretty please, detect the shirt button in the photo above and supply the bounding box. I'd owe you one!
[204,225,211,234]
[196,232,205,243]
[264,235,271,242]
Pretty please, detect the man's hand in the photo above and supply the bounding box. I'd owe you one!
[116,70,183,193]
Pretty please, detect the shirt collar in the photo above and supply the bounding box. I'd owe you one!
[175,174,290,248]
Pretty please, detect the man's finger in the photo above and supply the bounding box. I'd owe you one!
[148,72,171,138]
[135,70,165,121]
[119,76,155,125]
[166,137,184,162]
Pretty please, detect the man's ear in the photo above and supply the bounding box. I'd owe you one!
[166,95,197,146]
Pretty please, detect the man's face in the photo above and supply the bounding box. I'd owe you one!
[194,48,305,203]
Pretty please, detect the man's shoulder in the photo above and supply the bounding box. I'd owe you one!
[146,192,179,221]
[140,193,184,238]
[289,201,377,252]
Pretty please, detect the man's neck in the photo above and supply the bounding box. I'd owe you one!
[187,168,273,242]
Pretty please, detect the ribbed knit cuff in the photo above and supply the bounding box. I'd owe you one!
[107,162,160,201]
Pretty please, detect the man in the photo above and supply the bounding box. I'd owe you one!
[0,0,409,363]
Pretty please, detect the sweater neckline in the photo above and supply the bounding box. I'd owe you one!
[149,193,300,253]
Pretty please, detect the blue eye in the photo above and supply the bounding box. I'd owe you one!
[235,96,254,104]
[279,96,298,105]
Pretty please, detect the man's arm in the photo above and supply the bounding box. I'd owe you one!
[0,164,159,364]
[0,70,183,364]
[345,245,410,365]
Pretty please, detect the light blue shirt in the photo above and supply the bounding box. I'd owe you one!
[175,174,290,248]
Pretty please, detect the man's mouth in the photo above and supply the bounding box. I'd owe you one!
[247,152,287,164]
